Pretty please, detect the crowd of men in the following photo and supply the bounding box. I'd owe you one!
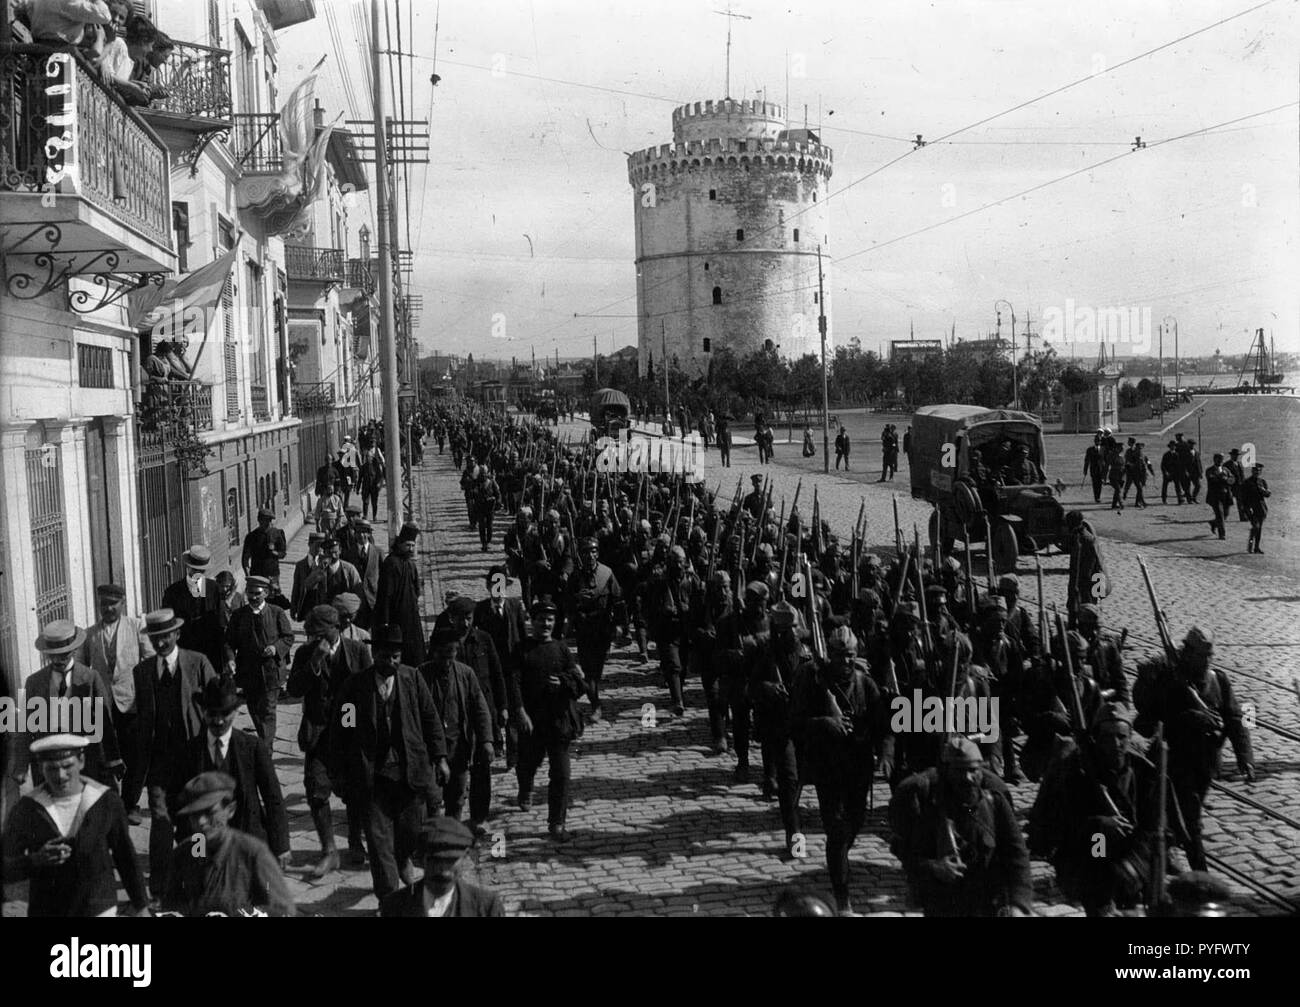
[2,399,1256,918]
[1084,429,1271,551]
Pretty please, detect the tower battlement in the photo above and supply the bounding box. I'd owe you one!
[626,136,833,184]
[672,98,786,143]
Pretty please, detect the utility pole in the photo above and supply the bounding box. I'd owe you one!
[371,0,402,525]
[593,332,599,385]
[818,246,829,474]
[996,299,1016,408]
[1157,323,1164,420]
[661,321,671,426]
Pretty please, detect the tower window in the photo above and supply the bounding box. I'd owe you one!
[712,286,722,305]
[813,192,817,203]
[703,337,711,352]
[793,228,800,242]
[736,228,744,242]
[709,188,717,200]
[764,339,774,351]
[703,261,709,271]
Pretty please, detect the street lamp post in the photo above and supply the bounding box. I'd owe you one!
[995,299,1016,407]
[1164,315,1179,406]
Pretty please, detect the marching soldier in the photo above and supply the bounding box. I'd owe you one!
[647,544,701,717]
[889,737,1033,917]
[691,571,735,754]
[471,466,501,552]
[1076,604,1128,704]
[755,602,812,855]
[565,536,624,722]
[1065,510,1106,627]
[504,507,537,610]
[718,581,770,781]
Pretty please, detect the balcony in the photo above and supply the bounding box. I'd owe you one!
[228,112,283,174]
[0,44,176,295]
[140,40,232,133]
[344,257,374,295]
[286,245,345,284]
[139,380,215,435]
[292,381,336,413]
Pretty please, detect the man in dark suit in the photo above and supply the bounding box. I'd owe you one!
[379,817,505,917]
[241,506,288,580]
[214,571,245,637]
[290,532,325,621]
[186,677,289,869]
[373,522,425,667]
[342,520,383,630]
[474,567,529,770]
[285,604,372,878]
[160,545,225,672]
[131,608,218,900]
[420,626,493,828]
[15,620,123,792]
[332,624,450,898]
[223,575,294,743]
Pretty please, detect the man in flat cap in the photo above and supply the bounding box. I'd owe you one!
[130,608,217,900]
[1134,626,1253,871]
[185,678,289,869]
[287,603,372,875]
[379,816,504,916]
[161,545,225,672]
[291,532,326,621]
[15,619,122,794]
[890,737,1033,917]
[164,771,295,916]
[1029,703,1187,916]
[792,626,893,913]
[2,734,149,917]
[514,600,585,843]
[77,583,155,821]
[242,506,287,581]
[223,574,293,743]
[333,624,450,898]
[420,626,494,828]
[1239,462,1270,554]
[374,523,425,667]
[341,519,383,628]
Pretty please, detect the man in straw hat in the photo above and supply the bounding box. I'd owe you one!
[2,734,149,917]
[130,607,217,900]
[160,544,224,671]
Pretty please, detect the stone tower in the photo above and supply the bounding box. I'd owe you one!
[627,98,834,377]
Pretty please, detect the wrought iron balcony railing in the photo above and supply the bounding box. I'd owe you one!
[147,40,232,125]
[139,379,214,435]
[293,381,336,413]
[345,257,374,292]
[250,383,271,421]
[286,245,345,283]
[228,112,283,173]
[0,43,173,257]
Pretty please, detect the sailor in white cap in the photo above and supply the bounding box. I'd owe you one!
[2,734,149,916]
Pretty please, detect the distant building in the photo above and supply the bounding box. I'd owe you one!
[889,339,944,364]
[627,98,834,377]
[949,337,1011,363]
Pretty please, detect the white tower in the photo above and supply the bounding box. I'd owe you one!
[627,98,833,376]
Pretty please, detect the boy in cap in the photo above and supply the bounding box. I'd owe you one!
[164,771,295,916]
[286,603,372,875]
[2,734,149,917]
[379,816,505,916]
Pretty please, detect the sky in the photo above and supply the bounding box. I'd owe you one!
[278,0,1300,363]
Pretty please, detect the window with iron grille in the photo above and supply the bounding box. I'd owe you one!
[25,440,71,627]
[77,344,114,388]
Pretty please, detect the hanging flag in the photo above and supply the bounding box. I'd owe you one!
[129,245,240,342]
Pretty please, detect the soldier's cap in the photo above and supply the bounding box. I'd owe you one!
[1166,871,1233,910]
[35,619,85,655]
[980,594,1007,614]
[710,570,732,587]
[257,506,275,520]
[770,601,800,630]
[245,575,271,592]
[446,595,477,618]
[183,545,212,569]
[545,509,561,522]
[418,816,475,862]
[751,475,762,484]
[1066,630,1089,657]
[308,531,326,544]
[196,676,243,715]
[941,736,983,768]
[429,625,462,649]
[1183,626,1214,651]
[579,536,599,551]
[30,733,89,759]
[896,600,921,621]
[531,599,557,617]
[640,519,652,534]
[925,585,947,604]
[864,553,882,568]
[96,583,127,600]
[397,522,421,543]
[857,587,880,606]
[825,625,857,657]
[1091,702,1133,733]
[143,609,184,636]
[688,526,706,543]
[332,593,361,617]
[1078,603,1101,623]
[744,581,770,601]
[306,604,341,632]
[374,624,405,650]
[177,772,237,816]
[757,542,775,558]
[941,557,962,575]
[997,574,1020,592]
[669,544,687,561]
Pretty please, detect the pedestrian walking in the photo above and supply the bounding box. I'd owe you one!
[834,425,851,470]
[1239,462,1270,554]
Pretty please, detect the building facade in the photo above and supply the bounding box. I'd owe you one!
[627,99,834,377]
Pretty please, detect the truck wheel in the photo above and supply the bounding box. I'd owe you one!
[991,521,1019,575]
[954,481,983,526]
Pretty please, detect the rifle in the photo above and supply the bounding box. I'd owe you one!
[932,505,941,572]
[983,513,995,590]
[734,526,747,611]
[892,494,902,556]
[855,497,866,548]
[812,486,823,559]
[964,522,976,618]
[803,555,827,662]
[1136,555,1178,663]
[891,545,913,618]
[778,514,792,602]
[913,525,935,670]
[704,517,724,632]
[790,478,803,526]
[1035,553,1050,672]
[1054,606,1088,735]
[1148,723,1170,914]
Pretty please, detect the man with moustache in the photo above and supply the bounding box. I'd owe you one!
[223,575,293,743]
[419,628,494,828]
